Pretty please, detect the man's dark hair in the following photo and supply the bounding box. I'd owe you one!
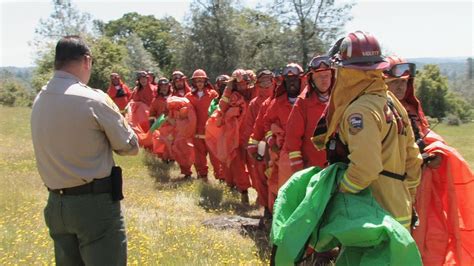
[54,35,91,70]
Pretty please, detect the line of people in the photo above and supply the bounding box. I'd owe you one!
[107,30,473,265]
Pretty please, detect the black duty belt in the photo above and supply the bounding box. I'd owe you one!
[48,176,113,196]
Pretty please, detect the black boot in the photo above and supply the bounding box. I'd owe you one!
[241,190,249,205]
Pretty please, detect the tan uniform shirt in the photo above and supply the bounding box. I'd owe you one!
[31,71,139,189]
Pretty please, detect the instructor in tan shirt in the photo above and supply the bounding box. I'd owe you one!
[31,35,138,265]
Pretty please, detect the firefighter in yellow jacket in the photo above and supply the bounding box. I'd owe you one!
[313,31,423,229]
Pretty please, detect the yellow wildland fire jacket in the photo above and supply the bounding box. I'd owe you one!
[314,67,423,228]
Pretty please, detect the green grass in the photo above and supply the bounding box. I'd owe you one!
[0,106,269,265]
[433,123,474,168]
[1,106,473,265]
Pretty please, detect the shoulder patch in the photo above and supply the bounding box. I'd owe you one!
[347,113,363,135]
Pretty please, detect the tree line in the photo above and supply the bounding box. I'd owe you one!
[1,0,472,121]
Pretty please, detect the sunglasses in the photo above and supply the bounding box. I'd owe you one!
[384,63,416,78]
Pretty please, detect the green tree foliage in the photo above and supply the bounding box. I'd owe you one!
[103,12,182,75]
[0,80,34,107]
[32,0,93,47]
[31,46,55,93]
[31,37,130,93]
[88,37,130,91]
[124,34,160,81]
[271,0,354,66]
[234,8,289,70]
[416,64,472,121]
[180,0,240,80]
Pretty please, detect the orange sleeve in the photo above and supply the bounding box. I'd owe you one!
[250,99,271,142]
[107,86,116,99]
[262,99,278,141]
[284,98,305,160]
[219,87,233,113]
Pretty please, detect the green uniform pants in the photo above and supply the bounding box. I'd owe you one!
[44,192,127,266]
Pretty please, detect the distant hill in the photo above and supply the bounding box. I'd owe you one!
[408,57,473,105]
[0,67,35,91]
[408,57,472,80]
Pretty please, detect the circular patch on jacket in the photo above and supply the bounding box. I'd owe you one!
[348,113,363,135]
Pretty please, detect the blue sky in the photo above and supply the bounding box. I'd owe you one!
[0,0,472,67]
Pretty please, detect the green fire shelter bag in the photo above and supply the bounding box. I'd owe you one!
[270,163,421,266]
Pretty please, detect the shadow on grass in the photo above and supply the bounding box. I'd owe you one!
[197,181,260,217]
[197,181,271,260]
[242,221,272,261]
[142,151,193,190]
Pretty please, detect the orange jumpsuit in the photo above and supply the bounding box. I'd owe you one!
[149,95,168,120]
[131,83,156,107]
[107,80,131,111]
[186,85,218,177]
[172,82,191,98]
[248,97,274,209]
[167,97,196,176]
[149,95,171,159]
[243,87,273,207]
[283,87,328,173]
[206,89,251,192]
[396,77,474,265]
[251,90,295,211]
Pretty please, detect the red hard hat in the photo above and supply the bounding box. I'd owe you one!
[191,69,208,80]
[158,77,170,85]
[232,69,250,83]
[385,55,406,66]
[339,31,389,70]
[216,74,230,83]
[384,55,416,79]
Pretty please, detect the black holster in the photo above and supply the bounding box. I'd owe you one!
[110,166,124,201]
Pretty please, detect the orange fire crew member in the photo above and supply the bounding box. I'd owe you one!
[208,75,230,181]
[385,55,474,265]
[244,69,274,213]
[167,96,197,179]
[283,56,333,173]
[149,78,172,123]
[107,73,131,113]
[186,69,218,180]
[131,71,156,107]
[171,71,191,97]
[209,69,252,204]
[249,63,304,212]
[149,78,173,160]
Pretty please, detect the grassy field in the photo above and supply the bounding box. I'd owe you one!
[0,106,473,265]
[0,106,269,265]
